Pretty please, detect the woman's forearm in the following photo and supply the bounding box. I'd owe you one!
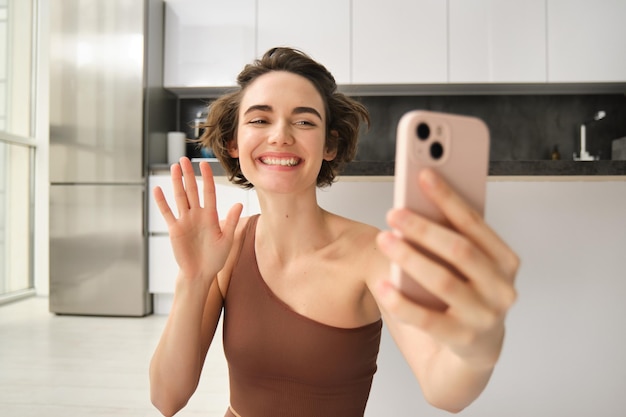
[420,326,505,413]
[149,275,214,416]
[422,349,495,412]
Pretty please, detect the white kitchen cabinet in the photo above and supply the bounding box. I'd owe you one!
[449,0,547,83]
[149,235,179,293]
[163,0,256,87]
[547,0,626,82]
[147,175,171,234]
[257,0,350,84]
[352,0,448,84]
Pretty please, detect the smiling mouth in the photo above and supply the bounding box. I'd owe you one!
[259,156,301,167]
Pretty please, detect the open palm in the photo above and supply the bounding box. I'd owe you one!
[153,157,243,281]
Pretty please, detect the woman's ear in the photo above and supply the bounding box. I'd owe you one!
[324,130,339,161]
[227,140,239,158]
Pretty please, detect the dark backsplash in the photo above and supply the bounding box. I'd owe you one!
[179,93,626,161]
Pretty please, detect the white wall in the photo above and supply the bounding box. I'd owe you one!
[332,178,626,417]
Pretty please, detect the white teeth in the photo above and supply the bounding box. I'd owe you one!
[260,157,300,166]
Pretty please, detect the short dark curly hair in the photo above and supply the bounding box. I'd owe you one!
[197,47,370,189]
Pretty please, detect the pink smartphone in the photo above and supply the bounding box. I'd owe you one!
[392,110,490,311]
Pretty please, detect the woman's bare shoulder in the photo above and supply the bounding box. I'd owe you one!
[329,213,386,260]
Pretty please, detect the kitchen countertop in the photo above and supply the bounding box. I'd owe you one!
[150,160,626,177]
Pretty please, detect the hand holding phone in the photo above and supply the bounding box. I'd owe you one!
[391,110,490,311]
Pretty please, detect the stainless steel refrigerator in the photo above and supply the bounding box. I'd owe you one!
[49,0,174,316]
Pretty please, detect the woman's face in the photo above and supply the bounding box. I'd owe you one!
[231,70,335,194]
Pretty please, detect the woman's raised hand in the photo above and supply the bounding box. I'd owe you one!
[153,157,243,281]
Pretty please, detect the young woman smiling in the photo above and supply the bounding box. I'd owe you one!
[149,47,519,417]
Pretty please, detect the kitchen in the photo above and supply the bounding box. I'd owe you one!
[1,0,626,416]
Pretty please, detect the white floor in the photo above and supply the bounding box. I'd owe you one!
[0,296,230,417]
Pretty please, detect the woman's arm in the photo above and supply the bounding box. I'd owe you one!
[371,168,519,412]
[148,158,242,416]
[150,274,222,416]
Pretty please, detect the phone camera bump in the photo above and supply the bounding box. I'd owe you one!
[430,142,444,160]
[416,122,430,140]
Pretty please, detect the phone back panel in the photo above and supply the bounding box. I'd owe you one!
[392,110,490,310]
[394,110,489,222]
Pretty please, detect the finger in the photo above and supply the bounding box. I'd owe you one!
[179,157,201,208]
[419,169,520,279]
[376,279,468,341]
[376,279,501,354]
[170,162,190,215]
[386,209,516,313]
[153,186,177,226]
[199,161,218,218]
[377,230,494,324]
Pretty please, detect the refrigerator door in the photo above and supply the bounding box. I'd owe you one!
[49,0,145,183]
[50,185,151,316]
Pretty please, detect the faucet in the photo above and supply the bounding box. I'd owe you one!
[574,110,606,161]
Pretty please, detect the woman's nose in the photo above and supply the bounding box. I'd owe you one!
[268,122,294,145]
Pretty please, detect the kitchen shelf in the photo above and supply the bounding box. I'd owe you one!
[487,160,626,176]
[150,160,626,177]
[341,160,626,176]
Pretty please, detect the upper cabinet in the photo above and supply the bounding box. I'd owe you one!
[352,0,448,84]
[163,0,256,88]
[547,0,626,82]
[449,0,547,83]
[257,0,350,84]
[162,0,626,89]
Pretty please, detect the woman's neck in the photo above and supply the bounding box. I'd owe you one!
[254,189,337,263]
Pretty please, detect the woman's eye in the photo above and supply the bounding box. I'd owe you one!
[295,120,315,126]
[249,119,267,124]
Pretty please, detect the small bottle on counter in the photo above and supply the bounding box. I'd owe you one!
[551,145,561,160]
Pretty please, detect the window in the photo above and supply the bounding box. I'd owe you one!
[0,0,36,303]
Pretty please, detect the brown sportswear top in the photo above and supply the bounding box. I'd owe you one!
[223,215,382,417]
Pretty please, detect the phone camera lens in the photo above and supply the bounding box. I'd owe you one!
[430,142,444,160]
[416,123,430,140]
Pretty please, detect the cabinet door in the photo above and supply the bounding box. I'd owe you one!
[148,175,172,234]
[449,0,547,83]
[149,236,178,293]
[257,0,350,84]
[352,0,447,84]
[163,0,256,87]
[548,0,626,82]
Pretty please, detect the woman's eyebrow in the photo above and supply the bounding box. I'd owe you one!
[243,104,273,115]
[243,104,322,121]
[292,106,322,120]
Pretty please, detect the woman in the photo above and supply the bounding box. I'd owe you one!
[149,47,519,417]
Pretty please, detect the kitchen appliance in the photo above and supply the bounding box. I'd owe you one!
[49,0,173,316]
[612,137,626,160]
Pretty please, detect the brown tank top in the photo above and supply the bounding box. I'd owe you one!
[223,215,382,417]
